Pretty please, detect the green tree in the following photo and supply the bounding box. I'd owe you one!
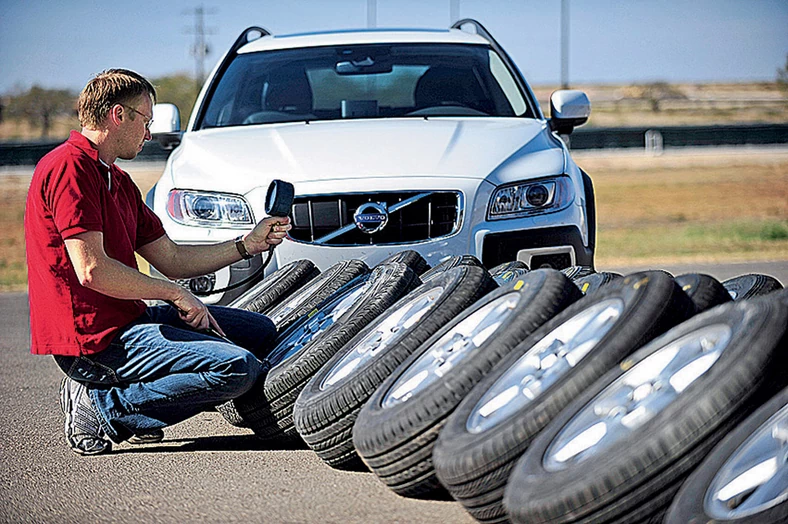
[6,86,76,138]
[151,74,200,129]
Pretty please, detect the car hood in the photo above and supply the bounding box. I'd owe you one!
[167,117,566,193]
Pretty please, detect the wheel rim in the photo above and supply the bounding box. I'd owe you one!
[319,286,445,391]
[542,324,733,471]
[704,403,788,520]
[268,273,333,325]
[466,298,625,434]
[381,292,523,408]
[267,275,372,365]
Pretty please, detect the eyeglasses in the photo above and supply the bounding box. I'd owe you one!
[121,104,154,131]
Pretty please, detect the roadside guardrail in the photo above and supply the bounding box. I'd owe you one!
[2,124,787,166]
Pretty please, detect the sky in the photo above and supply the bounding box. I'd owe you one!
[1,0,787,94]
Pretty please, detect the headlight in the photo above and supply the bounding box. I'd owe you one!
[488,176,574,219]
[166,190,254,228]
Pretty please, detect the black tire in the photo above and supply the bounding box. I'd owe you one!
[675,272,733,313]
[560,265,595,281]
[265,259,369,331]
[574,271,622,296]
[488,261,530,286]
[504,296,788,524]
[376,250,430,275]
[432,271,696,523]
[353,269,584,499]
[581,170,597,260]
[234,262,420,441]
[665,386,788,524]
[723,273,783,301]
[293,265,497,470]
[420,254,483,283]
[228,259,320,313]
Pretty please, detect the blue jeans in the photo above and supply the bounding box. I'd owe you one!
[54,305,276,443]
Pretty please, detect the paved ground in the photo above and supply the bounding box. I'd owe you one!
[0,292,474,524]
[1,261,785,523]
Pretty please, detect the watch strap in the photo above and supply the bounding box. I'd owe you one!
[235,236,254,260]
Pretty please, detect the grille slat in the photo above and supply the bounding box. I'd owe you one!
[290,191,461,246]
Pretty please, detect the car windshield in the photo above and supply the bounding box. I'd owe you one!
[197,43,533,129]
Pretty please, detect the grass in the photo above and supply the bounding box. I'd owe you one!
[3,149,787,292]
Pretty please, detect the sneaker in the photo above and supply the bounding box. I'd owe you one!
[127,429,165,445]
[59,378,111,456]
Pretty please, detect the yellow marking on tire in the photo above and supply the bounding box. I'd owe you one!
[620,359,635,371]
[514,280,524,291]
[682,284,693,291]
[633,277,649,289]
[582,282,590,293]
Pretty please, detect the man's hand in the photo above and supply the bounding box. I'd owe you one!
[169,290,226,336]
[242,216,292,256]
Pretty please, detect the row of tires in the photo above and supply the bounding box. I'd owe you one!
[217,251,787,524]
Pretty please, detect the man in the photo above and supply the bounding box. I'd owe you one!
[25,69,290,455]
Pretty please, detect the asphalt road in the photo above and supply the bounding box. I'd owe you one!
[1,261,785,523]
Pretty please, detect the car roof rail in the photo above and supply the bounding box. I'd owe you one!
[229,26,272,55]
[451,18,495,44]
[450,18,542,120]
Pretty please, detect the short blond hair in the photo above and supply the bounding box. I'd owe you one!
[77,69,157,128]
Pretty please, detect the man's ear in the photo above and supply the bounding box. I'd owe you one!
[109,104,124,126]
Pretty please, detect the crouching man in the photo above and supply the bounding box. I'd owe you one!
[24,69,290,455]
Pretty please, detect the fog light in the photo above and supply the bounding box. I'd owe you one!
[526,184,550,207]
[190,274,216,294]
[176,274,216,294]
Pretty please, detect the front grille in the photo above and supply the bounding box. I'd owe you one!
[290,191,461,245]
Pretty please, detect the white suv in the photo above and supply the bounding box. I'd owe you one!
[147,19,595,304]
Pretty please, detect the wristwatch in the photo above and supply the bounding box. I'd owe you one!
[234,235,254,260]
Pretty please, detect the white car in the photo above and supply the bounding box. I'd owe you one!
[147,19,595,304]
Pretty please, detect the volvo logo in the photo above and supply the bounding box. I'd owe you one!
[354,202,388,234]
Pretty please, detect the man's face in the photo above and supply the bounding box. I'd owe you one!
[116,95,153,161]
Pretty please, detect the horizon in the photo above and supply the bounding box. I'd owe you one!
[1,0,787,94]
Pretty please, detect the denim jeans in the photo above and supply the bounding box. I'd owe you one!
[54,305,276,443]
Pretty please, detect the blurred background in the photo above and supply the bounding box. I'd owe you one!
[0,0,786,290]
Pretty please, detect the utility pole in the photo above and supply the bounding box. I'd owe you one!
[367,0,376,28]
[450,0,460,24]
[561,0,569,89]
[184,5,217,92]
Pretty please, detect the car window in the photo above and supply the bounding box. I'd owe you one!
[198,43,533,129]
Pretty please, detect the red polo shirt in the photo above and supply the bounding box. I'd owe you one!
[25,131,166,356]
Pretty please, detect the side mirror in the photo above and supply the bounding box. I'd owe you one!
[549,90,590,135]
[150,103,182,150]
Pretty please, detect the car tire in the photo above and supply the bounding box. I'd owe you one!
[503,296,788,524]
[228,259,320,313]
[664,386,788,524]
[488,261,530,286]
[352,269,584,499]
[560,265,595,281]
[376,249,430,275]
[574,271,622,296]
[723,273,783,301]
[432,271,696,523]
[675,272,733,313]
[234,262,420,441]
[265,259,370,331]
[293,265,497,470]
[420,254,482,283]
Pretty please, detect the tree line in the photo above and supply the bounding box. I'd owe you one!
[0,74,198,140]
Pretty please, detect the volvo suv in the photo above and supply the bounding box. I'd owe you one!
[147,19,595,304]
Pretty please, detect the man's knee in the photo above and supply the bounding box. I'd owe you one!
[212,349,264,398]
